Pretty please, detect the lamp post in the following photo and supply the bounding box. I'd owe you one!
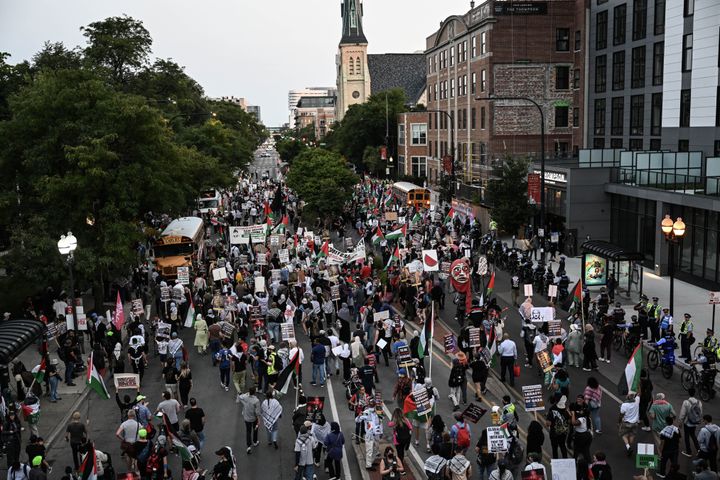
[476,95,546,251]
[57,232,78,331]
[660,214,686,315]
[425,109,455,202]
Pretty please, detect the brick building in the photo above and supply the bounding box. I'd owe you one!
[396,112,430,178]
[294,96,336,139]
[424,0,588,188]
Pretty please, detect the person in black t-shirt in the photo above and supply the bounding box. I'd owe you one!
[358,357,375,395]
[184,398,206,449]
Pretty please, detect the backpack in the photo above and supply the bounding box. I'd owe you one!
[145,450,162,475]
[425,465,445,480]
[136,441,152,464]
[396,420,411,444]
[687,400,702,426]
[705,427,718,453]
[455,423,470,449]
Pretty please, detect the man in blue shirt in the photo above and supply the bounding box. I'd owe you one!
[311,338,327,387]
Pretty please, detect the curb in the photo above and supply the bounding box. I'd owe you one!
[46,386,91,453]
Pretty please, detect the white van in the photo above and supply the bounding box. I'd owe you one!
[197,189,222,215]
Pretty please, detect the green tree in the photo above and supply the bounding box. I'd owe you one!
[362,145,385,177]
[175,118,254,175]
[327,88,406,169]
[485,156,531,235]
[81,15,152,84]
[275,137,307,163]
[286,149,358,217]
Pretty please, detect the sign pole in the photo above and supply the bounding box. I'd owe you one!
[429,302,434,382]
[713,304,716,333]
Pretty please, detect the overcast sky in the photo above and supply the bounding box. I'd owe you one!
[0,0,471,126]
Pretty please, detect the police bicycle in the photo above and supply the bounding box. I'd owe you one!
[680,363,716,401]
[647,341,675,379]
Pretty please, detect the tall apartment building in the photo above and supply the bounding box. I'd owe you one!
[288,88,336,128]
[425,0,588,186]
[589,0,720,156]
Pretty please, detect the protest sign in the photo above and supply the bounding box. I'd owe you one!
[469,328,482,348]
[548,321,562,338]
[530,307,554,323]
[487,427,508,453]
[271,269,281,283]
[373,310,390,322]
[114,373,140,390]
[131,299,144,316]
[281,323,296,341]
[256,253,267,266]
[212,267,228,282]
[176,266,190,285]
[550,459,576,479]
[524,284,534,297]
[536,351,553,373]
[254,276,266,293]
[443,333,456,354]
[160,286,171,302]
[414,387,432,417]
[461,403,487,423]
[396,345,413,368]
[279,249,290,264]
[522,384,545,412]
[330,285,340,301]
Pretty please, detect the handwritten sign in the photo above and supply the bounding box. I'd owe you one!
[487,426,508,453]
[114,373,140,390]
[177,266,190,285]
[469,328,482,348]
[522,384,545,412]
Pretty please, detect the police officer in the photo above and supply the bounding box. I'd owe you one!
[647,297,662,342]
[679,313,695,361]
[702,329,718,362]
[510,274,520,307]
[595,287,610,318]
[634,295,649,340]
[659,308,673,338]
[612,302,626,324]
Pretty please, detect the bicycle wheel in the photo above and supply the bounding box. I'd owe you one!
[613,334,623,351]
[647,350,659,370]
[661,363,673,379]
[681,369,697,391]
[693,344,704,361]
[699,385,713,402]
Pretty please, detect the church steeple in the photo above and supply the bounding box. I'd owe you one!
[340,0,367,44]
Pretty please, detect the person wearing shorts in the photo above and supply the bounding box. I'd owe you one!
[619,392,640,456]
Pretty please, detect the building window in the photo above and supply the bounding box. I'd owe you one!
[480,106,486,129]
[654,0,665,35]
[481,32,487,54]
[463,74,468,96]
[651,92,662,135]
[631,46,646,88]
[471,72,476,94]
[595,55,607,93]
[596,11,608,49]
[610,138,624,148]
[573,107,580,127]
[450,46,454,66]
[556,28,570,51]
[682,34,693,72]
[450,78,455,98]
[680,89,691,127]
[411,124,427,145]
[555,106,569,127]
[594,138,605,148]
[632,0,647,41]
[411,156,427,178]
[471,107,476,129]
[428,114,432,130]
[356,57,362,75]
[630,94,644,135]
[480,69,486,92]
[434,83,438,101]
[349,57,354,75]
[652,42,664,86]
[612,51,625,90]
[556,66,570,90]
[611,97,624,135]
[573,68,581,89]
[678,140,689,152]
[613,4,626,46]
[684,0,694,16]
[650,138,661,150]
[462,41,468,62]
[472,36,477,57]
[629,138,643,150]
[398,124,405,145]
[575,30,582,51]
[594,98,606,135]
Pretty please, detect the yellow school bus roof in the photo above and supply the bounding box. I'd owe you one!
[161,217,204,242]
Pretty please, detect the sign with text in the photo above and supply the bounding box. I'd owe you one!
[279,249,290,264]
[160,286,171,302]
[527,173,541,204]
[176,266,190,285]
[212,267,228,282]
[461,403,487,424]
[254,276,266,293]
[413,386,432,417]
[522,384,545,412]
[548,321,562,338]
[396,345,413,368]
[468,327,482,348]
[131,299,144,316]
[281,323,296,341]
[550,459,576,479]
[530,307,554,323]
[256,252,267,266]
[710,292,720,305]
[524,284,534,297]
[487,427,508,453]
[331,285,341,301]
[547,284,557,299]
[373,310,390,322]
[444,333,456,354]
[114,373,140,390]
[536,351,553,373]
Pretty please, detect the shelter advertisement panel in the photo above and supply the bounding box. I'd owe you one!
[582,253,607,286]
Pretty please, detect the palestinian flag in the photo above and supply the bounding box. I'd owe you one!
[316,240,329,261]
[86,353,110,399]
[273,214,289,234]
[371,227,384,245]
[79,442,98,480]
[411,213,422,224]
[485,272,495,299]
[171,436,195,463]
[277,350,300,394]
[21,402,39,422]
[31,357,47,383]
[418,307,433,360]
[263,201,272,218]
[383,191,394,208]
[619,343,643,395]
[385,224,407,241]
[184,298,196,328]
[265,216,273,236]
[384,246,401,271]
[563,279,583,313]
[444,207,456,223]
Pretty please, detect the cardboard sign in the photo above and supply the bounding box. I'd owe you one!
[414,387,432,417]
[550,459,576,479]
[271,269,281,283]
[468,328,482,348]
[530,307,554,323]
[254,276,266,293]
[279,249,290,264]
[279,323,295,341]
[536,351,553,373]
[376,338,388,350]
[548,320,562,338]
[461,403,487,423]
[444,333,456,354]
[160,286,171,302]
[522,384,545,412]
[396,345,413,368]
[384,211,398,221]
[524,284,534,297]
[487,427,508,453]
[177,266,190,285]
[212,267,228,282]
[131,299,144,316]
[373,310,390,322]
[114,373,140,390]
[547,284,558,298]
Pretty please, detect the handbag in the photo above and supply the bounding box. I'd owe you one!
[513,365,521,378]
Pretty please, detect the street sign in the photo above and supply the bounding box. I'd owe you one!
[710,292,720,305]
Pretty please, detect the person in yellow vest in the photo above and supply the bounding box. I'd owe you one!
[679,313,694,361]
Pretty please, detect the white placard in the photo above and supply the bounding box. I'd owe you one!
[373,310,390,322]
[229,226,243,245]
[548,284,558,298]
[486,426,508,453]
[212,267,228,282]
[177,266,190,285]
[256,253,267,266]
[331,345,344,356]
[710,292,720,305]
[75,306,87,331]
[254,276,266,293]
[114,373,140,390]
[550,458,577,479]
[376,338,388,350]
[637,443,655,455]
[279,249,290,264]
[422,249,439,272]
[530,306,555,323]
[524,284,534,297]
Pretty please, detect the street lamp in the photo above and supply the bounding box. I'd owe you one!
[57,232,78,331]
[476,95,546,256]
[660,214,686,315]
[425,109,455,202]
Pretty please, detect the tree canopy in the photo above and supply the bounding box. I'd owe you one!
[485,156,532,235]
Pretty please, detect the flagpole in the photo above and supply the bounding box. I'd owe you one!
[429,302,434,382]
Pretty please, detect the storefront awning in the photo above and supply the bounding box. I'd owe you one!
[580,240,644,262]
[0,319,45,364]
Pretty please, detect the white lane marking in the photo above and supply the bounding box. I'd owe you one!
[326,379,353,480]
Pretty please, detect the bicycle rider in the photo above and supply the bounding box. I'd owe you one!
[701,329,719,359]
[654,326,677,366]
[593,287,610,319]
[690,348,718,398]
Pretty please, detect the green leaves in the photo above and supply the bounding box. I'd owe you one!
[486,156,532,236]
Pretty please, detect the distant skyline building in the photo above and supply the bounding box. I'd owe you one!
[246,105,262,122]
[288,87,336,128]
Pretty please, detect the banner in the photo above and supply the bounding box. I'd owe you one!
[530,307,554,323]
[229,224,266,244]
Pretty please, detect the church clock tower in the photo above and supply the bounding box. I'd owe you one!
[335,0,370,122]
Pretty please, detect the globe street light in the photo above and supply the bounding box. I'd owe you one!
[57,232,78,331]
[660,215,686,315]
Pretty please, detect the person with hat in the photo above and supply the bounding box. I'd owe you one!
[647,297,663,342]
[618,391,641,456]
[679,313,695,361]
[659,308,673,338]
[212,446,236,480]
[27,456,46,480]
